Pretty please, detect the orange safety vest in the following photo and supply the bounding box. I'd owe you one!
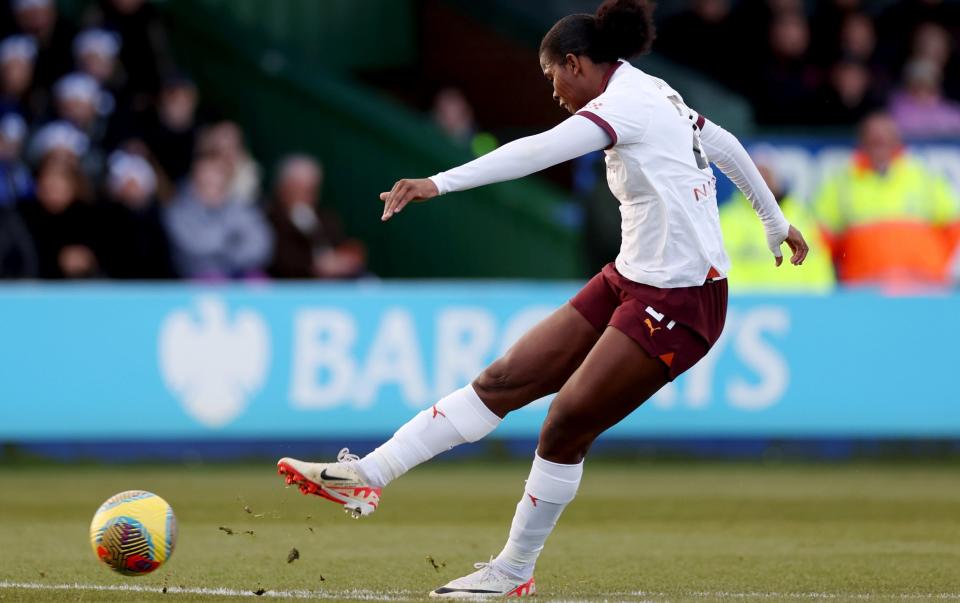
[813,152,960,285]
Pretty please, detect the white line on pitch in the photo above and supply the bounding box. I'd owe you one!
[0,581,415,600]
[4,582,960,601]
[622,592,960,600]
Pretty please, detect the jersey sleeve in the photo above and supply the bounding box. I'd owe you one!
[576,89,651,148]
[429,114,609,195]
[699,117,790,256]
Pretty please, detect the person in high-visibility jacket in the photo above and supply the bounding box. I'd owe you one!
[813,112,960,286]
[720,160,835,292]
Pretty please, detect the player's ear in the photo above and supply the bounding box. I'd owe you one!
[564,53,580,74]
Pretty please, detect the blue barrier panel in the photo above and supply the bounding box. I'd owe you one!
[0,283,957,440]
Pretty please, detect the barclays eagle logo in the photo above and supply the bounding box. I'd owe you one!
[158,296,270,428]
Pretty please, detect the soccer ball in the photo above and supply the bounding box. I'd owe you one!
[89,490,177,575]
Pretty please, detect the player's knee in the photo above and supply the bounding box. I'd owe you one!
[538,405,598,464]
[472,356,519,402]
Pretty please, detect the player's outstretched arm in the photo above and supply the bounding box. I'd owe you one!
[699,118,808,266]
[380,115,609,221]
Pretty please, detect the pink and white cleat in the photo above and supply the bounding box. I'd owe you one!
[277,448,381,518]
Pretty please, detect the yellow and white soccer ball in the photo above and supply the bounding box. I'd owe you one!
[89,490,177,575]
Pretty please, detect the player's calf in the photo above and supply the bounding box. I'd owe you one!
[537,405,601,464]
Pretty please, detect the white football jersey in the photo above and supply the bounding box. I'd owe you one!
[578,60,730,288]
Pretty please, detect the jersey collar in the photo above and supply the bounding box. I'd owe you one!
[599,60,623,94]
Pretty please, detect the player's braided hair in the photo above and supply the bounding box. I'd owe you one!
[540,0,656,64]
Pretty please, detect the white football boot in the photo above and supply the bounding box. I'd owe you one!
[277,448,381,518]
[430,559,536,598]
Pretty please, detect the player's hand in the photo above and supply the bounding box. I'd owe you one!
[380,178,439,221]
[775,225,809,267]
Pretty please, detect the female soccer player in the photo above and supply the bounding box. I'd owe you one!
[278,0,808,597]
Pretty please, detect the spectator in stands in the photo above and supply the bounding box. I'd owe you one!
[810,0,864,66]
[837,13,876,66]
[816,58,882,125]
[908,22,960,101]
[753,11,821,125]
[267,155,367,279]
[84,0,174,105]
[813,112,960,287]
[432,88,498,157]
[139,75,199,185]
[74,29,119,84]
[719,149,835,292]
[73,29,128,107]
[27,120,88,166]
[657,0,740,90]
[98,150,173,279]
[433,88,476,146]
[878,1,960,84]
[163,153,272,279]
[0,34,44,121]
[888,59,960,139]
[0,110,34,279]
[116,136,175,200]
[74,28,139,149]
[53,72,112,139]
[727,0,803,79]
[9,0,75,91]
[51,72,113,181]
[835,13,892,93]
[0,112,32,207]
[17,155,105,279]
[196,121,261,206]
[0,202,36,278]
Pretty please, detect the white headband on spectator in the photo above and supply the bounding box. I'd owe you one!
[13,0,52,11]
[0,35,38,64]
[0,113,27,143]
[54,72,101,104]
[74,29,121,59]
[108,151,158,197]
[28,121,90,161]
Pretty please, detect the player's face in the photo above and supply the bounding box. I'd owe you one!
[540,53,588,114]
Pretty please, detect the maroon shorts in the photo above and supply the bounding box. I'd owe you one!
[569,263,728,381]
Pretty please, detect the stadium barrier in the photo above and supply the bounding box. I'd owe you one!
[1,283,957,451]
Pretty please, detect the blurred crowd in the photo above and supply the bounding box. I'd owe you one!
[1,0,958,291]
[719,112,960,292]
[658,0,960,136]
[0,0,366,280]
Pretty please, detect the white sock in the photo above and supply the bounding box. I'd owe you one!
[354,385,501,488]
[493,453,583,581]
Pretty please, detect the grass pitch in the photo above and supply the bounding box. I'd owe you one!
[0,461,958,602]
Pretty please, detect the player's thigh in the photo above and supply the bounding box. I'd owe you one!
[473,302,602,416]
[538,325,669,463]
